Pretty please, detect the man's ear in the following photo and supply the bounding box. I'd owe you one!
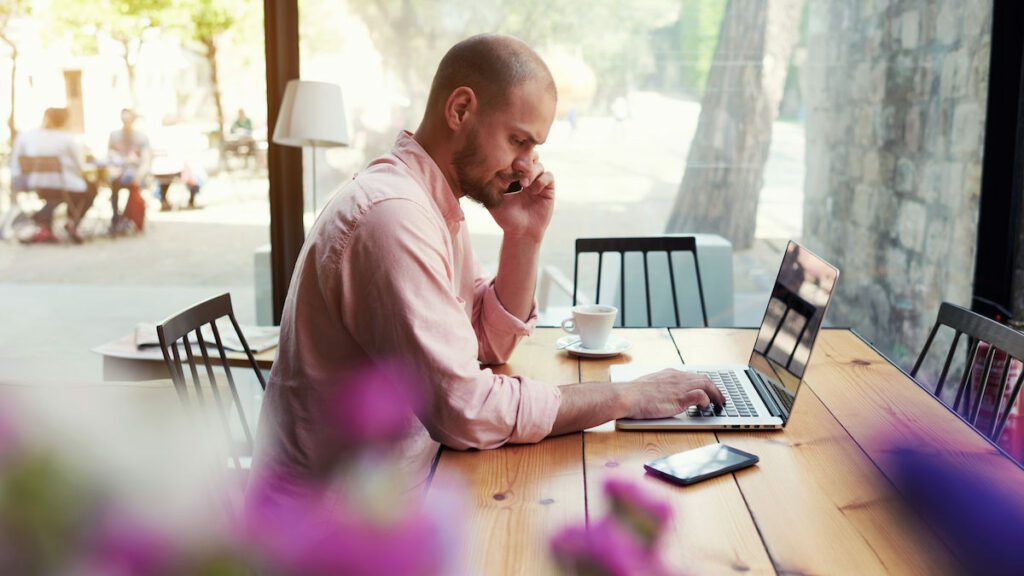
[445,87,477,131]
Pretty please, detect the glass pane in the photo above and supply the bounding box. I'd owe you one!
[298,0,989,365]
[1,0,270,415]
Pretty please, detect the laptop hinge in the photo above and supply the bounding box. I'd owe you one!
[746,368,785,419]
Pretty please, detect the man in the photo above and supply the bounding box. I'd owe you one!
[257,34,723,479]
[8,107,97,244]
[107,108,151,233]
[230,108,253,136]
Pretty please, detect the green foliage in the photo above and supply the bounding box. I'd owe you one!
[0,0,32,23]
[182,0,237,46]
[46,0,173,55]
[674,0,727,98]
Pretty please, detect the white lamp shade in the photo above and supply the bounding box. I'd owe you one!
[272,79,350,148]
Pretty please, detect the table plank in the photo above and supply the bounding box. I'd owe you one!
[671,328,957,574]
[806,330,1024,483]
[805,330,1024,556]
[429,329,583,575]
[582,328,776,575]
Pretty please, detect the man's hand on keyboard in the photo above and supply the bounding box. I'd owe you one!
[622,369,726,420]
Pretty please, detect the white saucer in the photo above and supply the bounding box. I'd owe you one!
[557,335,632,358]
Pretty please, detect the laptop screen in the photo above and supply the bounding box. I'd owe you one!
[747,242,839,423]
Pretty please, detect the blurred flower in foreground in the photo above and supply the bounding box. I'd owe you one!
[0,357,462,576]
[551,478,675,576]
[241,470,457,575]
[323,360,426,455]
[889,446,1024,575]
[244,359,460,574]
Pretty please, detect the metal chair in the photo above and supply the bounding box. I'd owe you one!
[911,302,1024,442]
[156,293,267,474]
[573,236,708,327]
[16,155,101,240]
[17,156,83,226]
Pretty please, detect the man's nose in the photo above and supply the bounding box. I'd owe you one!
[512,153,533,175]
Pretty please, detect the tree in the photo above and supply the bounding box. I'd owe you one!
[665,0,805,250]
[48,0,173,106]
[173,0,238,141]
[0,0,30,148]
[342,0,678,114]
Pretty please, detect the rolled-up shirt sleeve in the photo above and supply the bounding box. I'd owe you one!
[335,199,560,449]
[472,269,538,365]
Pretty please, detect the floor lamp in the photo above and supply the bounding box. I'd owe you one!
[272,80,349,227]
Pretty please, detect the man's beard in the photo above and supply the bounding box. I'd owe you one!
[453,126,503,209]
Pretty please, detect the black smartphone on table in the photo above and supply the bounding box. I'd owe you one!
[644,443,759,486]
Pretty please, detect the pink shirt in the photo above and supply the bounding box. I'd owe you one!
[256,132,562,477]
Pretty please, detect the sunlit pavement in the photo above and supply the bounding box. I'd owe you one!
[0,93,805,382]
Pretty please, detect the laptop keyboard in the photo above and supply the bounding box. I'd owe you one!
[685,370,756,418]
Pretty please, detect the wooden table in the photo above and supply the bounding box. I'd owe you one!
[93,333,277,381]
[397,327,1024,575]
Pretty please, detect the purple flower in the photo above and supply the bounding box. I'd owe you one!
[82,507,179,576]
[324,360,426,450]
[550,518,672,576]
[603,478,672,549]
[890,446,1024,574]
[241,470,451,575]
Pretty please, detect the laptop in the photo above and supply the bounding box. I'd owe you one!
[614,241,839,431]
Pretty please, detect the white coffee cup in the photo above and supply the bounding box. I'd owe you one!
[561,304,618,349]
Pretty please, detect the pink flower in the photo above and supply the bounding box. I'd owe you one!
[551,478,677,576]
[550,518,672,576]
[83,507,179,576]
[324,360,426,450]
[603,478,672,549]
[241,470,451,575]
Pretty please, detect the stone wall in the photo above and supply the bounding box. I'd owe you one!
[803,0,991,366]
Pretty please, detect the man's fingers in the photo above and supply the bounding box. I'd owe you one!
[682,389,712,410]
[701,380,727,406]
[531,171,554,193]
[521,161,545,188]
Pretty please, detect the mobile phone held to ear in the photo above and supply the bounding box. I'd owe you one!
[644,443,758,486]
[505,181,522,194]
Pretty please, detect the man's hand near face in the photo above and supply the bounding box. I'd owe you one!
[488,153,555,243]
[491,153,555,322]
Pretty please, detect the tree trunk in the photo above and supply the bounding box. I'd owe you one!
[665,0,805,250]
[120,39,137,108]
[3,36,16,147]
[205,37,225,141]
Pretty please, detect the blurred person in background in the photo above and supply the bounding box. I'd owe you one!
[7,107,97,244]
[230,108,253,136]
[107,108,151,234]
[151,115,208,211]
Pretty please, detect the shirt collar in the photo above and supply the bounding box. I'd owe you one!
[391,131,465,226]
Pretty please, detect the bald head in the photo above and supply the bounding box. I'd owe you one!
[425,34,557,117]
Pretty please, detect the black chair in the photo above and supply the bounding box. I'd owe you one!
[156,293,266,473]
[573,236,708,327]
[911,302,1024,442]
